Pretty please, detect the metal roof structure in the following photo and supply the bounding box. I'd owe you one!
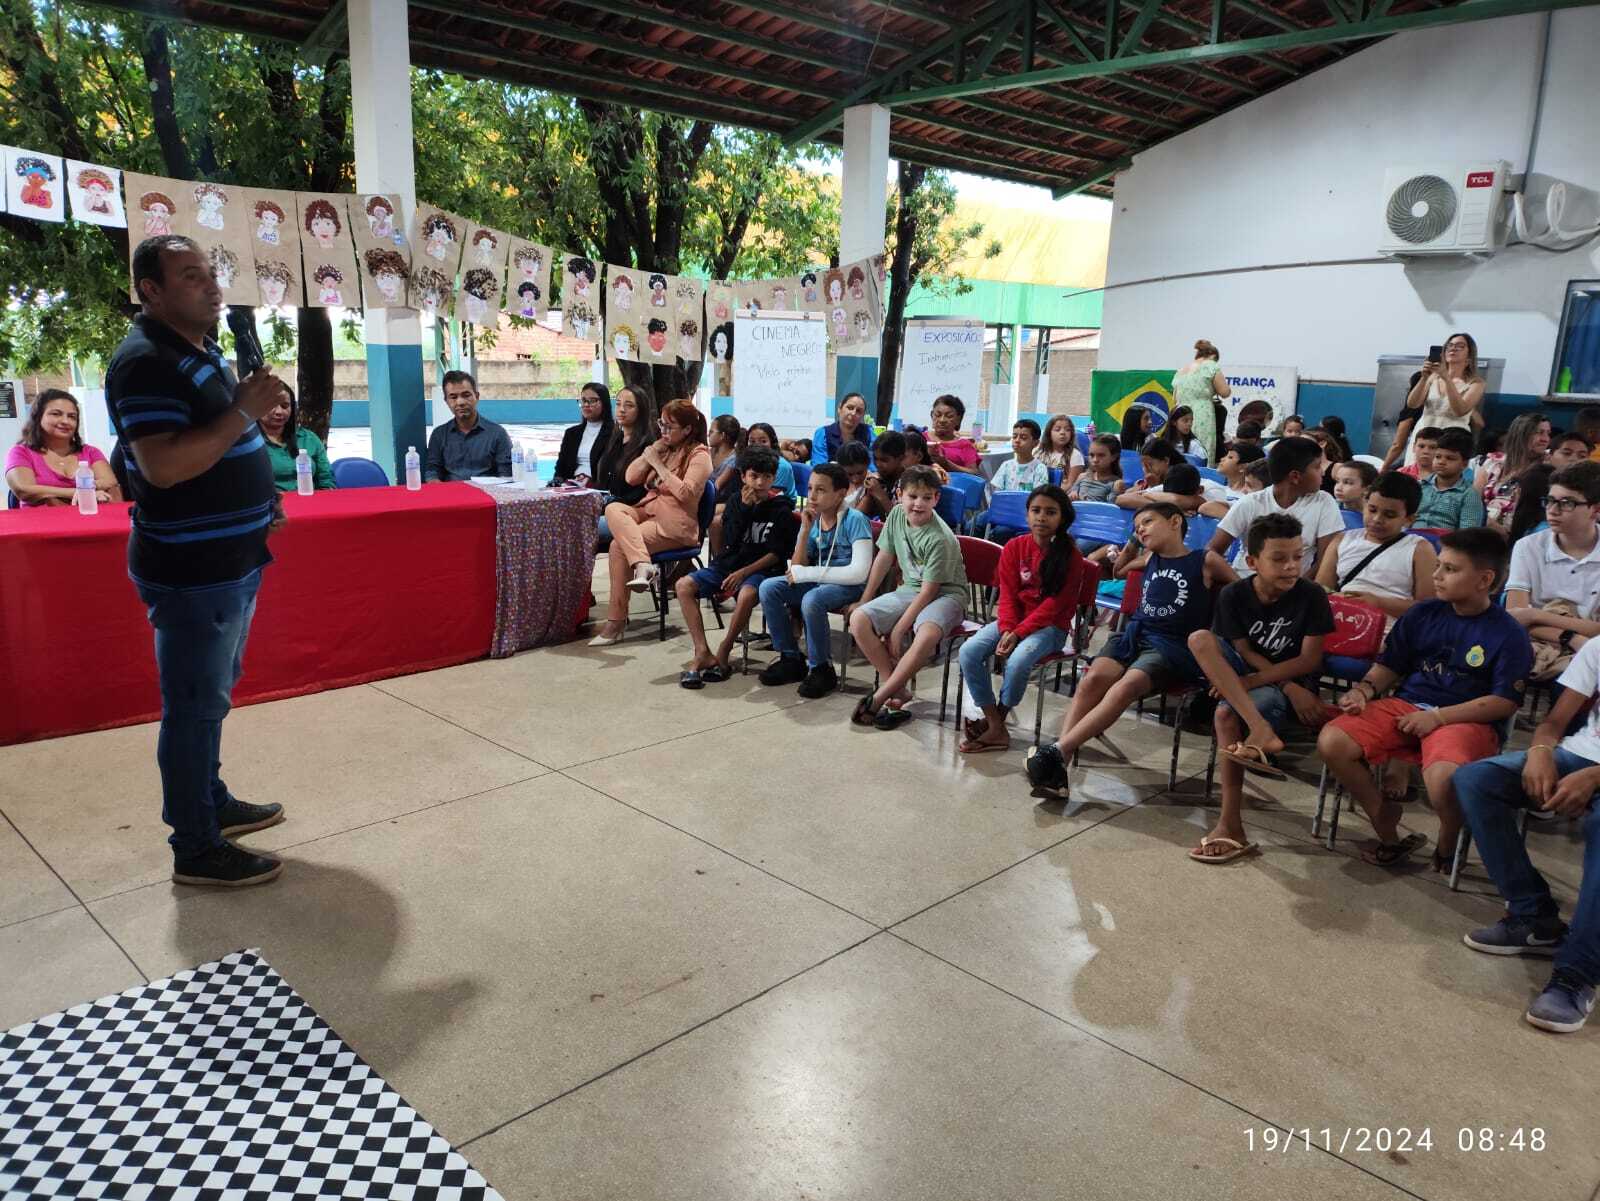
[84,0,1597,197]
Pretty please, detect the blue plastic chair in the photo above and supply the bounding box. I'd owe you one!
[1076,431,1091,456]
[1070,501,1134,548]
[1341,508,1365,529]
[1197,466,1226,485]
[1184,452,1206,467]
[934,484,966,529]
[1183,513,1219,551]
[1120,450,1145,484]
[790,461,811,499]
[647,479,720,642]
[5,490,18,510]
[331,457,389,488]
[1410,527,1445,549]
[984,490,1030,541]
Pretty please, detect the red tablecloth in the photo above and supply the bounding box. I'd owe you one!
[0,484,496,745]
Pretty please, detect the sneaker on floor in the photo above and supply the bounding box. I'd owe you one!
[1463,915,1566,957]
[1025,743,1070,799]
[1525,969,1596,1033]
[758,654,808,686]
[218,798,285,837]
[172,841,283,888]
[797,663,839,698]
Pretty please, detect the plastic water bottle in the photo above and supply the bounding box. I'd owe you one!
[74,460,97,516]
[295,449,314,496]
[404,446,422,491]
[524,445,541,490]
[511,441,526,484]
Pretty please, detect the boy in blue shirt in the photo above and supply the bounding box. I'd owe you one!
[757,463,875,698]
[1319,528,1532,869]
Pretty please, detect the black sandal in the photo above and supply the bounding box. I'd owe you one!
[701,664,732,683]
[678,671,705,690]
[1363,832,1428,868]
[874,706,913,730]
[851,697,880,726]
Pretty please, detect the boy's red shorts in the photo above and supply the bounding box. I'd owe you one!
[1326,698,1501,770]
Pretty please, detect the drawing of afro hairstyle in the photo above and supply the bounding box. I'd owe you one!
[846,265,865,288]
[364,195,393,216]
[679,318,700,336]
[140,191,176,212]
[313,264,345,284]
[255,260,295,285]
[823,267,845,296]
[565,256,595,283]
[422,213,456,241]
[516,281,541,299]
[14,156,55,180]
[513,245,543,267]
[800,269,817,286]
[253,199,286,221]
[648,273,667,291]
[75,167,113,191]
[193,182,227,205]
[463,267,496,299]
[647,318,667,335]
[472,229,498,249]
[413,265,451,301]
[612,273,634,292]
[304,199,342,233]
[364,248,408,277]
[207,245,239,276]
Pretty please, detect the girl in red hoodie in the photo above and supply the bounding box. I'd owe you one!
[957,484,1084,753]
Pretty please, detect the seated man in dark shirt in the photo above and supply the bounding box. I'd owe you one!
[424,370,513,481]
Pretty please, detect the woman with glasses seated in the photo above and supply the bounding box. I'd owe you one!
[554,381,614,485]
[590,398,713,646]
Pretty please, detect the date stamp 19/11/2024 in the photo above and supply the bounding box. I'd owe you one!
[1243,1127,1548,1156]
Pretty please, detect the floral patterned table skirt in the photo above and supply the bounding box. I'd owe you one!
[469,482,601,657]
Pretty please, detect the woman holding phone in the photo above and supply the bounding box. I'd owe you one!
[1402,332,1483,465]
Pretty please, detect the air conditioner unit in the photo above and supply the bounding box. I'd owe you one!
[1378,162,1510,256]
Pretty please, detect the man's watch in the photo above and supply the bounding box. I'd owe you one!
[1560,629,1576,651]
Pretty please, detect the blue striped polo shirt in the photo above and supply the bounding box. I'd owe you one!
[105,315,276,589]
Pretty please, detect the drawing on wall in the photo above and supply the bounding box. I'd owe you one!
[65,161,125,227]
[362,248,410,307]
[4,148,64,222]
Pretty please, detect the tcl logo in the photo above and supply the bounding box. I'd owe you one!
[1465,171,1496,188]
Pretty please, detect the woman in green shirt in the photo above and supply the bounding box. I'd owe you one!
[1171,338,1231,464]
[260,382,336,492]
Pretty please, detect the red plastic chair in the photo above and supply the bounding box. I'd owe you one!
[937,536,1005,723]
[1025,555,1111,743]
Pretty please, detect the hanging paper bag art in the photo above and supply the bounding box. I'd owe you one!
[296,193,359,309]
[65,161,126,227]
[122,173,193,300]
[503,238,552,320]
[241,186,301,311]
[181,182,257,305]
[352,194,411,308]
[457,221,511,327]
[4,147,65,222]
[560,252,599,342]
[411,203,464,276]
[706,280,736,325]
[673,276,706,363]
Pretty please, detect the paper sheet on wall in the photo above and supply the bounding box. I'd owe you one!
[672,276,706,363]
[351,193,411,308]
[187,182,259,306]
[410,202,465,278]
[238,186,302,311]
[733,280,765,320]
[705,281,736,326]
[457,221,511,326]
[122,173,193,300]
[296,193,359,310]
[4,147,65,222]
[64,161,125,227]
[797,267,825,311]
[733,312,827,428]
[637,269,677,367]
[895,318,985,428]
[604,263,645,363]
[558,251,599,342]
[1220,367,1300,436]
[707,317,735,366]
[502,237,551,320]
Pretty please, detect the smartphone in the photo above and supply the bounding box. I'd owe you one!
[1426,344,1443,363]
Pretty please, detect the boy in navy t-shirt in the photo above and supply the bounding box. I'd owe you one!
[1319,528,1533,869]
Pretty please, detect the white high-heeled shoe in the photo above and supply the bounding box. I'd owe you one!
[588,625,626,647]
[625,564,658,594]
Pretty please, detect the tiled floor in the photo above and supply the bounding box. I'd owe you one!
[3,568,1594,1200]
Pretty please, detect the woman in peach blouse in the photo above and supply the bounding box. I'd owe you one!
[591,396,713,645]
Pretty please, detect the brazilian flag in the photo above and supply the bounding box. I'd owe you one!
[1089,369,1175,439]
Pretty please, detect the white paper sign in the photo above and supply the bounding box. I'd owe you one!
[733,311,827,430]
[896,318,985,429]
[1220,366,1301,436]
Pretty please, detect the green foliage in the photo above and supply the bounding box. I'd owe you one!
[886,168,1000,300]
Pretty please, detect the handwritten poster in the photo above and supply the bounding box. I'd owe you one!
[732,312,826,429]
[896,318,984,428]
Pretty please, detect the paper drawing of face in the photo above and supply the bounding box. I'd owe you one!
[140,192,175,237]
[422,214,456,260]
[305,200,342,249]
[365,197,395,239]
[208,245,238,290]
[611,274,634,312]
[256,262,293,308]
[568,301,596,339]
[515,249,543,280]
[516,281,540,317]
[14,157,55,208]
[647,318,668,355]
[76,169,114,214]
[710,323,732,362]
[831,306,847,338]
[678,319,700,360]
[462,268,495,324]
[772,284,788,309]
[746,298,759,318]
[365,249,407,303]
[193,183,227,230]
[712,297,730,320]
[254,200,285,244]
[648,274,667,306]
[312,265,344,306]
[853,311,870,339]
[566,257,595,298]
[472,231,498,265]
[801,271,818,303]
[825,270,845,304]
[847,266,866,300]
[612,325,636,358]
[413,267,451,315]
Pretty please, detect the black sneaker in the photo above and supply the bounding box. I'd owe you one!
[1025,743,1071,799]
[218,798,285,837]
[172,841,283,888]
[758,654,808,686]
[797,663,839,698]
[1463,915,1567,957]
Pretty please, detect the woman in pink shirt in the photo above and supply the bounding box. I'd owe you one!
[924,393,982,475]
[4,389,120,507]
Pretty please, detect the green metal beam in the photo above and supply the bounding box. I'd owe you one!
[899,105,1117,163]
[303,0,348,63]
[872,0,1600,104]
[1116,0,1167,56]
[968,6,1025,83]
[1050,156,1131,199]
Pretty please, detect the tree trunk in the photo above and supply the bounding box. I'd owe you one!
[296,307,335,439]
[875,162,926,427]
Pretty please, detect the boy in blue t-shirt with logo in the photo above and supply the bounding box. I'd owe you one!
[1319,528,1533,870]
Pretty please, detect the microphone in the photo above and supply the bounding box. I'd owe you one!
[225,307,265,378]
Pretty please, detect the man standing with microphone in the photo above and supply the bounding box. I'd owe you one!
[107,235,289,887]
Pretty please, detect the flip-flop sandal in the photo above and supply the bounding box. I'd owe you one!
[874,706,914,730]
[959,736,1010,754]
[701,664,732,683]
[851,697,881,726]
[964,717,988,740]
[678,671,705,690]
[1188,836,1259,864]
[1361,832,1428,868]
[1220,742,1287,779]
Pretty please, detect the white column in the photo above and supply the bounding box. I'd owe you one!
[349,0,426,481]
[837,104,891,418]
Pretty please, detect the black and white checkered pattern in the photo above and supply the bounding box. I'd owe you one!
[1,949,501,1200]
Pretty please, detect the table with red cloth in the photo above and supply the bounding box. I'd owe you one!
[465,481,602,657]
[0,485,497,745]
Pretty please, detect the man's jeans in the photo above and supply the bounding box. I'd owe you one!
[757,578,864,668]
[136,570,262,858]
[1455,749,1600,984]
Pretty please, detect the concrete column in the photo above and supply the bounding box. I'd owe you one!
[837,104,890,421]
[349,0,426,482]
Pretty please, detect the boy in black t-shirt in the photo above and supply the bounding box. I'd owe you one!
[1185,513,1337,863]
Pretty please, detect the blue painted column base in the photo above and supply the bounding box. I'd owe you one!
[367,341,427,485]
[837,354,880,417]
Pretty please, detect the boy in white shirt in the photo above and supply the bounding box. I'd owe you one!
[977,419,1052,535]
[1505,461,1600,672]
[1208,436,1344,579]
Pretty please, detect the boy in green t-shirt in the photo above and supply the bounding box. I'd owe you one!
[848,465,969,730]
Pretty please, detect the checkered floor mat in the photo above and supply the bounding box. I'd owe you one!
[1,949,501,1199]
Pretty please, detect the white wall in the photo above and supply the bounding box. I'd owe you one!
[1099,9,1600,395]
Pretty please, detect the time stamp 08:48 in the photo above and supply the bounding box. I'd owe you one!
[1243,1127,1547,1154]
